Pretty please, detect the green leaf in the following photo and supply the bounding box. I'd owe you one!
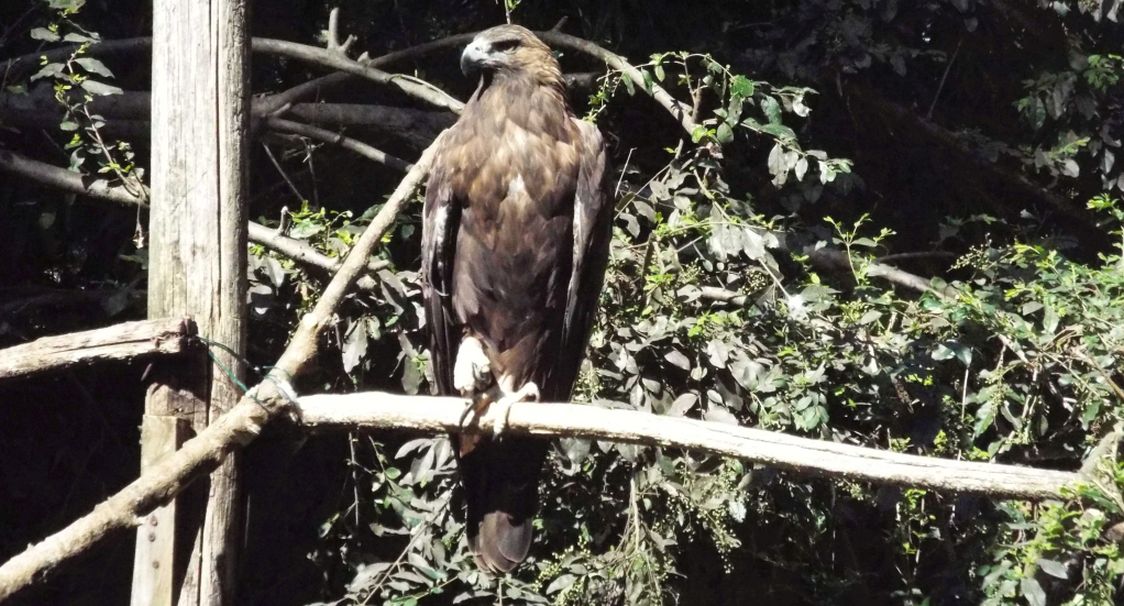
[75,57,114,78]
[761,95,782,124]
[730,74,755,99]
[1037,558,1069,579]
[691,124,709,144]
[715,122,734,144]
[30,27,60,42]
[79,79,123,96]
[1021,577,1046,606]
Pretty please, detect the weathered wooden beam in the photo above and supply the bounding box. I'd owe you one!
[298,394,1081,501]
[142,0,250,604]
[0,318,195,381]
[130,416,190,606]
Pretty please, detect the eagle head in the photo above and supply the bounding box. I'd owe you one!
[460,24,560,85]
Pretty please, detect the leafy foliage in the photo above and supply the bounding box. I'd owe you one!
[3,0,1124,604]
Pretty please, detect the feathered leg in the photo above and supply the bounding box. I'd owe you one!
[454,335,494,427]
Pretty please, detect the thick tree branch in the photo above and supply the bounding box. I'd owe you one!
[0,148,144,206]
[0,89,448,151]
[0,318,194,381]
[0,136,443,601]
[298,393,1079,500]
[844,84,1101,237]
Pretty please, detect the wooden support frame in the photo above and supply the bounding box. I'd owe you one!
[0,318,195,381]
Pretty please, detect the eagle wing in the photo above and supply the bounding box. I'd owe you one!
[420,157,460,396]
[555,118,613,395]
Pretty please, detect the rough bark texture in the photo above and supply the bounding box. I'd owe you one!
[0,318,194,381]
[142,1,250,604]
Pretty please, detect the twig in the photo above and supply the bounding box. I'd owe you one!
[248,222,390,277]
[927,38,962,120]
[297,393,1080,500]
[261,142,307,203]
[875,251,956,264]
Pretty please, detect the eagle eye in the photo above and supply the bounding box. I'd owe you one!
[492,38,520,53]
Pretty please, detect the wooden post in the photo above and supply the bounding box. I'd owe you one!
[130,416,191,605]
[135,1,250,605]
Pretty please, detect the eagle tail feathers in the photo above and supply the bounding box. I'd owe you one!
[459,438,546,574]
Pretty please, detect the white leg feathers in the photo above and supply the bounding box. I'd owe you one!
[453,335,492,395]
[452,336,540,438]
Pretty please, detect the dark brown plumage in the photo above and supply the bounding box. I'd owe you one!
[421,24,612,573]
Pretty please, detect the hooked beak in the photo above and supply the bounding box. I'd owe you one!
[460,40,488,76]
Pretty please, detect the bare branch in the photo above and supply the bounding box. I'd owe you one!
[266,117,413,172]
[298,393,1080,500]
[2,37,464,113]
[248,221,389,277]
[0,148,145,206]
[326,7,356,54]
[537,31,698,135]
[0,150,391,291]
[252,38,464,113]
[0,318,194,381]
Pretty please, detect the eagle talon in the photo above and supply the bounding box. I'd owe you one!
[491,382,540,439]
[459,391,494,428]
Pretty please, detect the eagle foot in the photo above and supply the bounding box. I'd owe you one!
[453,335,492,395]
[490,382,540,439]
[458,390,495,429]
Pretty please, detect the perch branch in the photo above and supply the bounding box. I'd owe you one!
[0,136,444,602]
[0,318,195,381]
[298,393,1080,500]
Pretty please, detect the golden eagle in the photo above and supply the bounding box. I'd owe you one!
[421,24,613,572]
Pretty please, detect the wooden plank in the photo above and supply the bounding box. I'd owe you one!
[142,0,250,604]
[130,416,191,606]
[0,318,195,381]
